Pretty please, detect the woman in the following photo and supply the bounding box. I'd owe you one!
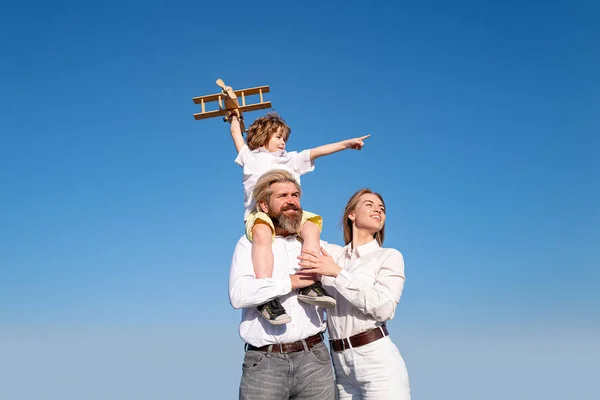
[298,189,410,399]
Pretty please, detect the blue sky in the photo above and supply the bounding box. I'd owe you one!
[1,0,598,399]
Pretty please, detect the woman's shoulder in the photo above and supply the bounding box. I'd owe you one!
[373,246,404,263]
[379,246,402,255]
[322,242,346,261]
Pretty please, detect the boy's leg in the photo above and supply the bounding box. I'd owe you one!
[299,219,321,260]
[248,216,291,325]
[297,221,336,309]
[252,223,274,279]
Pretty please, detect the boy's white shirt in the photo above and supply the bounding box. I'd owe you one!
[235,144,315,220]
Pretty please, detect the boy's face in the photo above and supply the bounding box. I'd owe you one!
[265,127,286,152]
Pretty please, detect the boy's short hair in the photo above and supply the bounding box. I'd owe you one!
[246,112,292,150]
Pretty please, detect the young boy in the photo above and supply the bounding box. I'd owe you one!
[229,112,369,325]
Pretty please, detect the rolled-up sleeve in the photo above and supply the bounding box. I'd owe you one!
[332,249,405,321]
[289,149,315,175]
[228,237,292,309]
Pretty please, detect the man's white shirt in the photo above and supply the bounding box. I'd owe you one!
[229,235,329,347]
[234,145,314,220]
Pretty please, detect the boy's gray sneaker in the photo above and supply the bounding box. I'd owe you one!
[298,282,336,309]
[257,298,291,325]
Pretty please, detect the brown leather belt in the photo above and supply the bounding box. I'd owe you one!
[329,325,389,352]
[246,332,324,354]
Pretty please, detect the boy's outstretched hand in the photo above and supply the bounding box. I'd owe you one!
[346,134,370,150]
[309,134,371,161]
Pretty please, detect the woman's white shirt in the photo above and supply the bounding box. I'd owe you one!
[322,239,406,340]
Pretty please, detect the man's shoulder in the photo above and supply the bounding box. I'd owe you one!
[234,235,251,248]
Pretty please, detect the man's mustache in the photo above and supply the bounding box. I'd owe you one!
[282,204,300,211]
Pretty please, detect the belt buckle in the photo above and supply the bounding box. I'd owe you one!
[341,339,347,351]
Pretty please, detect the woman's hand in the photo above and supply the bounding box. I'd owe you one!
[298,247,342,278]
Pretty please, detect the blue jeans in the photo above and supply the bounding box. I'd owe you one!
[239,341,335,400]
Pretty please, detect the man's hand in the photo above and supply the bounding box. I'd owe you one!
[345,134,370,150]
[290,272,317,289]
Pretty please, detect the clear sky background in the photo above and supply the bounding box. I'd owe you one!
[1,0,598,399]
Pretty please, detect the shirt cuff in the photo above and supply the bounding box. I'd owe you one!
[321,275,336,286]
[298,149,315,173]
[281,276,293,294]
[333,269,353,288]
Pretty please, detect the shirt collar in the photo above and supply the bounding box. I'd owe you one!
[344,239,380,258]
[253,146,285,156]
[274,233,301,243]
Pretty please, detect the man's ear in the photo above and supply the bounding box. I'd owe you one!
[259,201,269,214]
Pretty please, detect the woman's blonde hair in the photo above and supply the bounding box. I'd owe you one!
[246,112,291,150]
[253,170,301,211]
[341,188,386,246]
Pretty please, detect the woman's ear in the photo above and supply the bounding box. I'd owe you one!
[348,212,355,222]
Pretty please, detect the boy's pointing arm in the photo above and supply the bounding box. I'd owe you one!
[309,135,370,161]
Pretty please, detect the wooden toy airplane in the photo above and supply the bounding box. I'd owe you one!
[192,79,272,132]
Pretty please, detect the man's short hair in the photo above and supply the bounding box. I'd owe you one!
[253,170,301,210]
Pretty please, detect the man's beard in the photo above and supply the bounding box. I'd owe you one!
[270,204,303,233]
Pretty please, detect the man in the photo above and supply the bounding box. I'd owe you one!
[229,169,335,400]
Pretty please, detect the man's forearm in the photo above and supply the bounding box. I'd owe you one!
[229,276,292,309]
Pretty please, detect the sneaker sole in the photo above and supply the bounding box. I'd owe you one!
[267,315,292,325]
[297,295,337,309]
